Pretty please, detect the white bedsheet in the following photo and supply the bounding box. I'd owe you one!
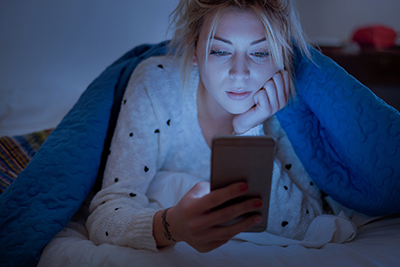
[38,215,400,267]
[38,172,400,266]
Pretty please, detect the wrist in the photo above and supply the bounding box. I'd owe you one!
[165,206,183,243]
[234,123,264,136]
[161,208,176,243]
[232,121,246,135]
[153,208,179,248]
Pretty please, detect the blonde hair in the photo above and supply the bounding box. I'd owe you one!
[168,0,311,97]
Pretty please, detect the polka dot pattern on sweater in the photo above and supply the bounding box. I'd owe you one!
[92,56,324,247]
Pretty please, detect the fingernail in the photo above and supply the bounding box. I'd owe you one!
[254,216,262,224]
[254,200,263,208]
[239,184,249,192]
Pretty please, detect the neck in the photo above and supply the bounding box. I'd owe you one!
[197,80,234,147]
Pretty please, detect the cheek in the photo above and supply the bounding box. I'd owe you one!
[200,62,225,88]
[253,64,280,87]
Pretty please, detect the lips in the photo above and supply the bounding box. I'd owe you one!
[226,90,252,100]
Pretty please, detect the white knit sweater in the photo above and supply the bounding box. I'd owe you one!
[86,56,323,252]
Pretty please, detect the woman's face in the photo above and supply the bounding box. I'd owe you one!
[194,8,279,115]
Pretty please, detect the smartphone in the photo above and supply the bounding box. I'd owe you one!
[210,135,275,232]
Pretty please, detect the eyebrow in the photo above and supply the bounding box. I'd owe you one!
[212,36,267,45]
[251,37,267,45]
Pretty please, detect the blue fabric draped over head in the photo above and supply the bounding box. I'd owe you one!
[1,41,399,267]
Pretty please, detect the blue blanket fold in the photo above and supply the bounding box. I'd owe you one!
[0,42,399,267]
[0,42,169,267]
[276,47,400,215]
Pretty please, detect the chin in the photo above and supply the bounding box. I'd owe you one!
[226,104,253,115]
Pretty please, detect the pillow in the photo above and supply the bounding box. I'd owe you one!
[0,129,52,193]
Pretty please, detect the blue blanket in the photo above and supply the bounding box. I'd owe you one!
[1,42,399,267]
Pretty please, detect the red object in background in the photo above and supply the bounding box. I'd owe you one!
[352,25,397,49]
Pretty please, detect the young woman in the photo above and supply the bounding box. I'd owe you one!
[86,0,323,253]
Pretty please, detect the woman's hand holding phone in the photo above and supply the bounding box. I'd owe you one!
[233,70,289,134]
[154,181,263,252]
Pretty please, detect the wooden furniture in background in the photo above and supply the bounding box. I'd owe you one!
[319,46,400,111]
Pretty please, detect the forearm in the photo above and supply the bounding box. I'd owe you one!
[86,190,159,251]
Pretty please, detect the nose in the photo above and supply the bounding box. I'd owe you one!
[229,54,250,82]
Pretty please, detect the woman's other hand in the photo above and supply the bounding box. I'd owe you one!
[153,181,263,252]
[232,70,289,134]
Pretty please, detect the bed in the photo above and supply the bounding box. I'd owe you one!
[1,41,399,267]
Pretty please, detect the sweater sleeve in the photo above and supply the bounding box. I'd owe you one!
[235,124,265,136]
[86,65,162,252]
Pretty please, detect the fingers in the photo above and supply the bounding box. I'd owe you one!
[170,182,264,253]
[192,182,263,230]
[253,87,271,116]
[205,213,262,242]
[282,70,290,101]
[232,88,271,134]
[204,197,263,227]
[272,72,285,110]
[264,70,290,112]
[198,182,249,211]
[183,198,263,252]
[264,79,279,112]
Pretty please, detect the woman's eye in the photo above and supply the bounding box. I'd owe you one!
[210,50,230,57]
[251,52,270,58]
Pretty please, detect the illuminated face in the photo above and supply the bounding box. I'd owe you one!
[194,8,279,115]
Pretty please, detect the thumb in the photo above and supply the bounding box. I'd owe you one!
[233,89,270,134]
[188,181,210,198]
